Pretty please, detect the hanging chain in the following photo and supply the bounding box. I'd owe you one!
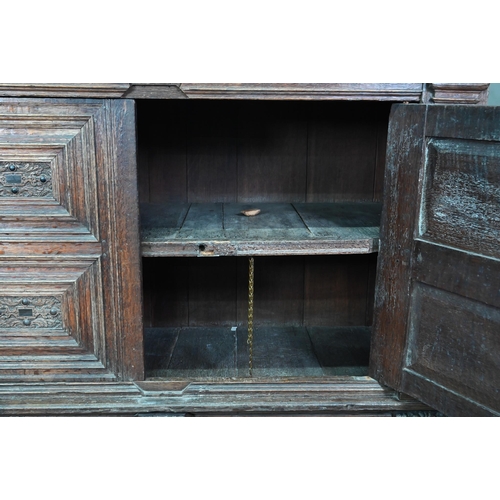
[247,256,254,377]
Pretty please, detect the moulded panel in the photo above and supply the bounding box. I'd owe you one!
[0,101,111,241]
[0,258,113,382]
[405,283,500,412]
[420,139,500,258]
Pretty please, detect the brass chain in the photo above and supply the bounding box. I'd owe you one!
[247,257,254,377]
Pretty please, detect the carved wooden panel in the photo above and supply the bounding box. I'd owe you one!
[420,139,500,259]
[0,296,63,329]
[0,162,53,197]
[406,283,500,413]
[0,99,143,382]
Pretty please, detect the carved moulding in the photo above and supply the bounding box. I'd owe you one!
[0,296,63,330]
[423,83,490,104]
[0,162,53,198]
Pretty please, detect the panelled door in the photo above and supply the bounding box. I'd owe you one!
[371,104,500,416]
[0,99,143,381]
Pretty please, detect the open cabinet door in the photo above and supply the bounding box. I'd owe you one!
[370,104,500,416]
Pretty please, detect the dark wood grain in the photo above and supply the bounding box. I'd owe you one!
[186,101,238,202]
[180,83,424,101]
[124,84,186,99]
[188,258,237,327]
[237,101,307,202]
[414,240,500,309]
[370,104,426,389]
[146,257,189,327]
[0,84,130,98]
[144,327,179,372]
[307,326,371,375]
[137,100,187,203]
[306,102,384,202]
[0,378,431,415]
[161,327,238,378]
[424,83,489,104]
[238,326,323,378]
[140,202,381,256]
[0,98,143,382]
[304,255,374,327]
[421,138,500,259]
[371,104,500,417]
[236,256,304,327]
[404,283,500,413]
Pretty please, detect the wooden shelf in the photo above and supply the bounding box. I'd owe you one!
[145,326,371,379]
[141,202,381,257]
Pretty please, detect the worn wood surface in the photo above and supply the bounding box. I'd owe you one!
[124,84,186,99]
[371,104,500,416]
[179,83,424,100]
[143,255,376,329]
[144,326,371,379]
[141,202,381,256]
[423,83,489,104]
[236,256,304,326]
[308,327,371,376]
[0,98,143,382]
[136,100,391,205]
[0,84,130,98]
[0,84,490,106]
[0,378,431,415]
[422,138,500,259]
[304,255,378,327]
[370,105,426,389]
[0,84,490,105]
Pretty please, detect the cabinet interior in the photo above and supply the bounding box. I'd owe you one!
[137,99,391,380]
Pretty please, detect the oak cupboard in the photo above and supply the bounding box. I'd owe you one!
[0,83,496,416]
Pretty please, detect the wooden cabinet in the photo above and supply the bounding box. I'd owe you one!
[0,99,143,383]
[0,83,497,416]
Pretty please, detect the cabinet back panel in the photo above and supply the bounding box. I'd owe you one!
[143,255,377,329]
[137,101,391,203]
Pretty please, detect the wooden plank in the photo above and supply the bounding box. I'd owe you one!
[304,255,373,327]
[421,138,500,259]
[236,256,304,327]
[180,83,423,101]
[374,113,389,202]
[124,84,187,99]
[294,202,381,239]
[424,83,489,105]
[144,327,179,373]
[404,283,500,413]
[0,84,130,98]
[140,202,381,256]
[188,258,237,326]
[177,203,224,240]
[369,104,426,389]
[0,378,431,415]
[237,327,323,378]
[162,327,238,378]
[306,102,383,202]
[146,257,189,327]
[186,100,238,203]
[140,202,190,239]
[224,203,308,240]
[307,326,371,376]
[136,100,188,203]
[237,101,307,203]
[414,240,500,309]
[187,137,238,202]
